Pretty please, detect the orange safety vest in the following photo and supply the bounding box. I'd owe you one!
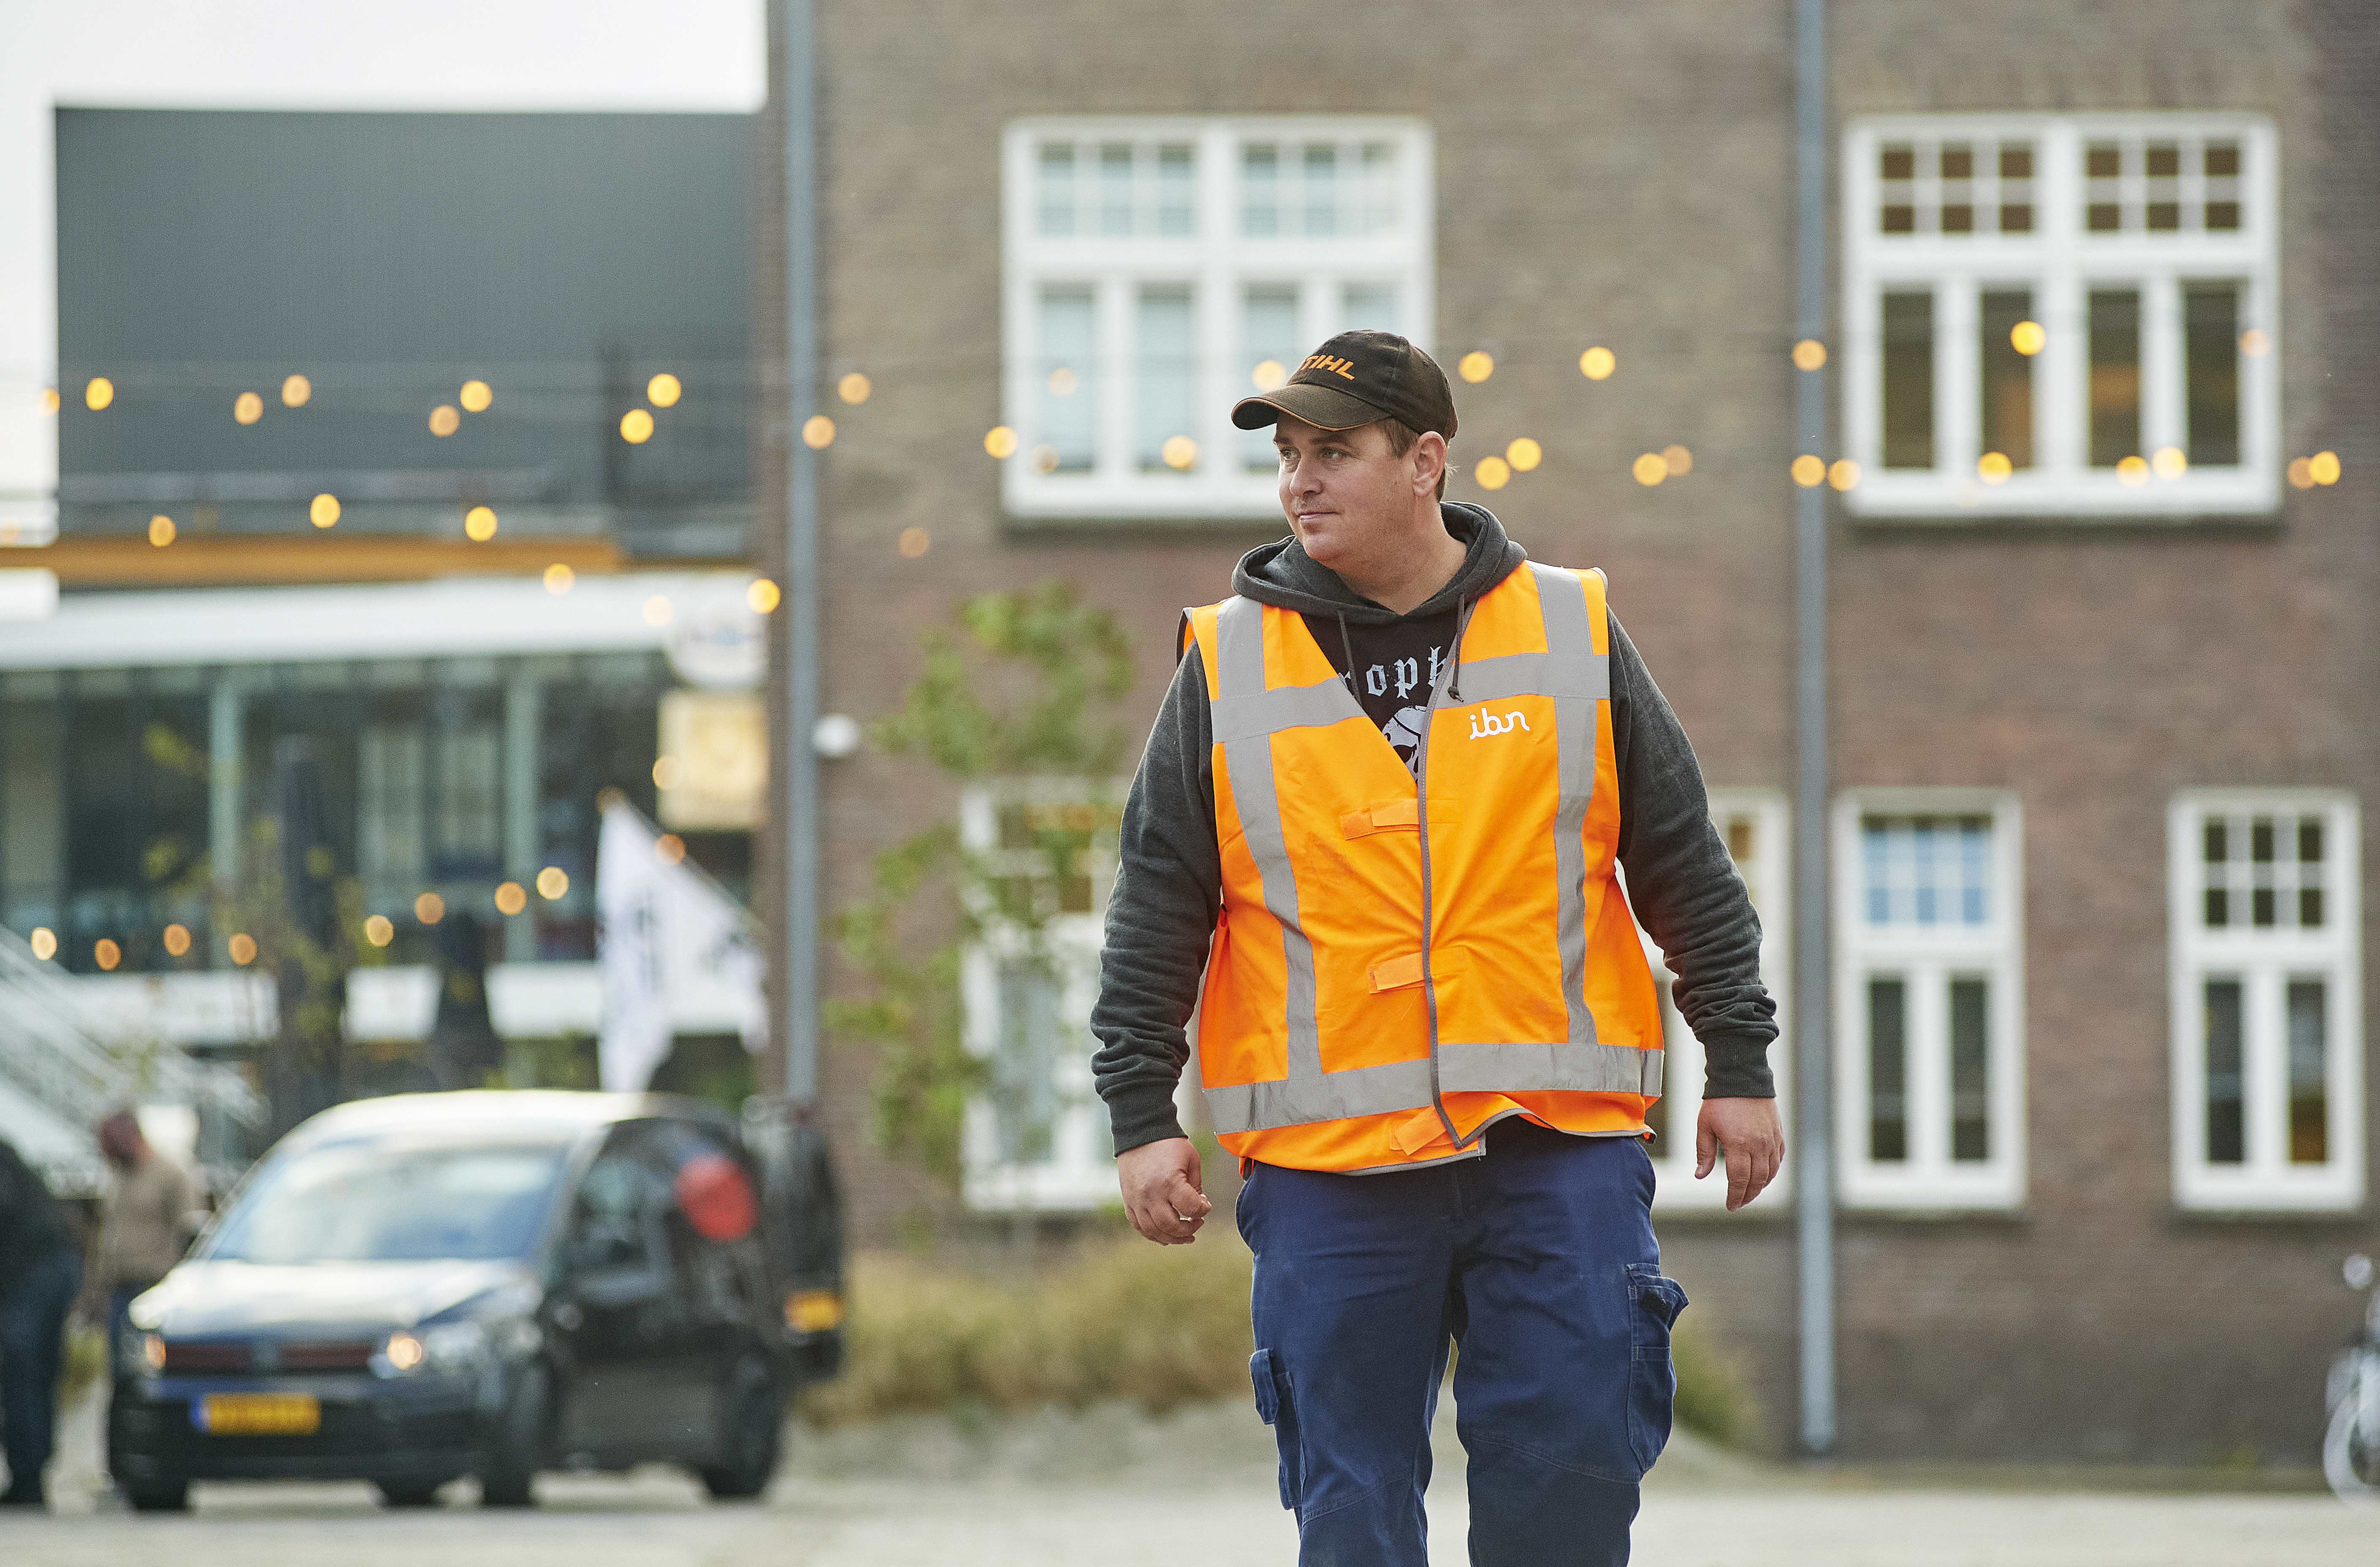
[1181,561,1664,1174]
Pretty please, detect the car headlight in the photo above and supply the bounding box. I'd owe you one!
[373,1321,488,1378]
[126,1332,167,1375]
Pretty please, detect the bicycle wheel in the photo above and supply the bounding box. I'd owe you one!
[2325,1356,2380,1501]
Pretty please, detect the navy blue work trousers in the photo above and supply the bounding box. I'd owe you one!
[1239,1120,1686,1567]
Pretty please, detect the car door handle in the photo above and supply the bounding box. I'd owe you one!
[552,1303,583,1331]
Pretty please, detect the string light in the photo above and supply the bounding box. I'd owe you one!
[653,756,682,789]
[838,372,871,404]
[85,378,114,410]
[1828,458,1861,491]
[1790,455,1826,487]
[430,405,462,436]
[2115,455,2150,486]
[1030,444,1060,473]
[228,933,258,964]
[1475,455,1512,490]
[1505,438,1542,472]
[1632,453,1667,487]
[544,563,575,594]
[619,408,654,443]
[459,379,493,413]
[162,923,192,957]
[1791,339,1827,372]
[984,426,1018,459]
[1662,445,1693,476]
[29,928,56,961]
[413,892,445,924]
[1580,347,1616,381]
[747,578,781,613]
[2288,457,2316,490]
[802,414,836,448]
[655,834,687,866]
[647,373,682,408]
[899,526,932,558]
[281,374,312,407]
[2010,320,2047,356]
[2309,451,2341,485]
[310,493,341,528]
[494,881,528,916]
[1046,367,1079,396]
[148,515,175,547]
[234,392,264,425]
[1978,452,2014,484]
[2239,328,2272,357]
[363,915,393,947]
[39,387,60,414]
[1161,435,1198,471]
[2152,447,2187,479]
[1251,360,1288,391]
[464,505,498,541]
[536,867,569,900]
[95,939,121,972]
[1458,351,1494,384]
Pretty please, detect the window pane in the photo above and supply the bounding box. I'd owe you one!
[1035,284,1097,472]
[1242,284,1301,472]
[1979,289,2036,471]
[1997,141,2035,233]
[2184,283,2242,465]
[1240,144,1279,236]
[359,725,425,885]
[1156,143,1194,237]
[1949,977,1990,1162]
[433,725,501,874]
[1136,284,1196,473]
[2203,978,2244,1164]
[1881,291,1935,469]
[992,959,1059,1164]
[2299,816,2326,928]
[1342,283,1398,333]
[1879,143,1915,233]
[1302,143,1337,236]
[1036,143,1076,237]
[1939,141,1974,233]
[2288,979,2328,1164]
[1862,813,1993,928]
[1098,143,1133,237]
[2089,289,2141,468]
[2085,141,2123,231]
[1868,977,1908,1163]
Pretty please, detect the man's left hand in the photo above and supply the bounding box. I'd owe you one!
[1695,1097,1785,1211]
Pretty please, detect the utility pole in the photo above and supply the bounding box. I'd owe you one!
[777,0,821,1107]
[1792,0,1837,1457]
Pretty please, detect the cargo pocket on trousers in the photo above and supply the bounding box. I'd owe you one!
[1624,1262,1689,1474]
[1250,1348,1304,1510]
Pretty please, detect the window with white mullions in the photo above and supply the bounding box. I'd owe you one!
[959,781,1128,1212]
[2169,792,2364,1211]
[1637,791,1792,1212]
[1835,793,2027,1210]
[1003,117,1433,521]
[1843,114,2278,519]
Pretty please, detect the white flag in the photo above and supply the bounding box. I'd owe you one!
[596,799,766,1092]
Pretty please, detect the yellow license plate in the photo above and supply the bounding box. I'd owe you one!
[197,1393,320,1436]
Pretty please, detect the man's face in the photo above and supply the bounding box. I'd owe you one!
[1273,414,1418,572]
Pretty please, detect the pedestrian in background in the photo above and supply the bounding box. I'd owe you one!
[1093,330,1782,1565]
[84,1111,200,1376]
[0,1137,84,1510]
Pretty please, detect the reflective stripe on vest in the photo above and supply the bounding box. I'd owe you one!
[1201,562,1659,1138]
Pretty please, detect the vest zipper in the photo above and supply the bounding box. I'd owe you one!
[1417,598,1478,1152]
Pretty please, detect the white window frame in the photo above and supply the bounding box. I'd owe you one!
[1640,788,1792,1212]
[1834,789,2027,1210]
[957,779,1126,1212]
[2167,789,2364,1212]
[1842,114,2280,520]
[1000,116,1434,522]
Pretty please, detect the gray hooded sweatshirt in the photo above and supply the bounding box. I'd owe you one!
[1089,502,1776,1157]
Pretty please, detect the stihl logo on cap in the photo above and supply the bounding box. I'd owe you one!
[1301,353,1358,381]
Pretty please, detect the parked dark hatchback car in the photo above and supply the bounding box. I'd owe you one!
[111,1091,844,1511]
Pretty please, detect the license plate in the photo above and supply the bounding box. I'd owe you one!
[196,1393,320,1436]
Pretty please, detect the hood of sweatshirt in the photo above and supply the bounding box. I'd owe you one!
[1229,501,1526,623]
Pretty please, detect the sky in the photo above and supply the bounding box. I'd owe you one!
[0,0,766,532]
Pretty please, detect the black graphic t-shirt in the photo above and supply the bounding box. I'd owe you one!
[1301,608,1460,771]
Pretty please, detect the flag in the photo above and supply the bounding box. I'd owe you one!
[596,798,765,1092]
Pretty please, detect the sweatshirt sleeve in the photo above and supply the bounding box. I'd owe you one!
[1089,649,1223,1156]
[1607,612,1780,1098]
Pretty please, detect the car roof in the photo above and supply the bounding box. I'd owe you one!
[275,1091,730,1156]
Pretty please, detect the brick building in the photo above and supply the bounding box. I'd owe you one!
[757,0,2380,1463]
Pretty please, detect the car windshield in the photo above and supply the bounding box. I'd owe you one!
[205,1140,569,1264]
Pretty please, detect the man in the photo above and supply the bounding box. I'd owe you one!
[87,1111,199,1378]
[0,1137,84,1509]
[1090,330,1781,1565]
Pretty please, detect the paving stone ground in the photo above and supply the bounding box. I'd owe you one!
[8,1382,2374,1566]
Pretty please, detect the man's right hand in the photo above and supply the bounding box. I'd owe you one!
[1117,1137,1213,1245]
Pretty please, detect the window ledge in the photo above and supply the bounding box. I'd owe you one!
[2168,1201,2368,1225]
[1847,506,2283,531]
[1839,1203,2033,1226]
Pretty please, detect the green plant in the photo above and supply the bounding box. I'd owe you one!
[828,582,1136,1188]
[1669,1308,1749,1446]
[799,1234,1253,1426]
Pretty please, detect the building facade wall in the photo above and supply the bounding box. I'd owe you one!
[773,0,2379,1461]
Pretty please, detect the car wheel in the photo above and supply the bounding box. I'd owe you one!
[377,1481,445,1508]
[125,1479,190,1513]
[480,1360,554,1509]
[698,1354,782,1500]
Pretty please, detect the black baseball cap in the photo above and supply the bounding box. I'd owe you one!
[1231,329,1458,440]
